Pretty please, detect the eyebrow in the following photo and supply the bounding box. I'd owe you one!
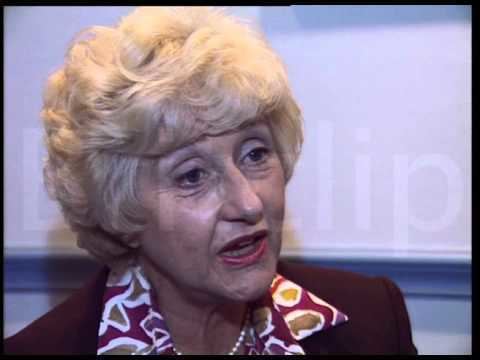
[242,124,272,142]
[162,123,273,173]
[161,145,203,174]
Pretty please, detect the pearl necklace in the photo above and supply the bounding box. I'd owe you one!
[172,310,249,355]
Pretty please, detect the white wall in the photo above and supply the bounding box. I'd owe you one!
[262,6,471,261]
[4,5,471,355]
[5,5,471,259]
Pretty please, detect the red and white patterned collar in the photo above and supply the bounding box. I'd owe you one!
[97,265,348,355]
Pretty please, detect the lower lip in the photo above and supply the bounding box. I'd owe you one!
[219,237,267,266]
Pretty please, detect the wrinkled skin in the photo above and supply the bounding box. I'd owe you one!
[137,122,286,305]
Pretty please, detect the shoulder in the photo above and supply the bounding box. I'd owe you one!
[277,260,398,309]
[3,266,109,355]
[277,260,417,355]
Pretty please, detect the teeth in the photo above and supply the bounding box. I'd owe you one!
[222,242,257,257]
[237,239,255,247]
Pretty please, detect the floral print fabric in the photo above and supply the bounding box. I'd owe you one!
[97,266,348,355]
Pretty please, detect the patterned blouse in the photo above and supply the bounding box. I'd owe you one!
[97,265,349,355]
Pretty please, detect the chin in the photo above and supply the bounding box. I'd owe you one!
[228,257,278,303]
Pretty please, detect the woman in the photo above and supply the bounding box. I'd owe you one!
[4,7,416,355]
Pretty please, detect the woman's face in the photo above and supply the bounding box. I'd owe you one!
[138,122,286,304]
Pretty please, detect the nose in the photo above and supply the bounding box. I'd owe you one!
[218,165,264,225]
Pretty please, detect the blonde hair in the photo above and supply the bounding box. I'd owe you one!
[42,6,303,251]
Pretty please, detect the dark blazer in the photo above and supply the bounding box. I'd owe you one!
[3,261,417,355]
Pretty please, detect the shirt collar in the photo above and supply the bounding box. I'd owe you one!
[97,265,348,355]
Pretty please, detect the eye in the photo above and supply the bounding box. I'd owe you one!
[176,168,207,188]
[245,147,270,165]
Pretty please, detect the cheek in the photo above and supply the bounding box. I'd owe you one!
[145,195,220,255]
[262,167,286,231]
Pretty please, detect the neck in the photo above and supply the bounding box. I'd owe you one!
[139,258,248,355]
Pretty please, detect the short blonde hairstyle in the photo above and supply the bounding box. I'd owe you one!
[42,7,303,249]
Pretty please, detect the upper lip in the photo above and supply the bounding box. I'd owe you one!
[218,229,269,254]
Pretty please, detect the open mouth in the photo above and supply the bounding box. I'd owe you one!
[218,230,268,266]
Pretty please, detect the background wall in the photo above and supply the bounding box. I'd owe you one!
[4,6,471,354]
